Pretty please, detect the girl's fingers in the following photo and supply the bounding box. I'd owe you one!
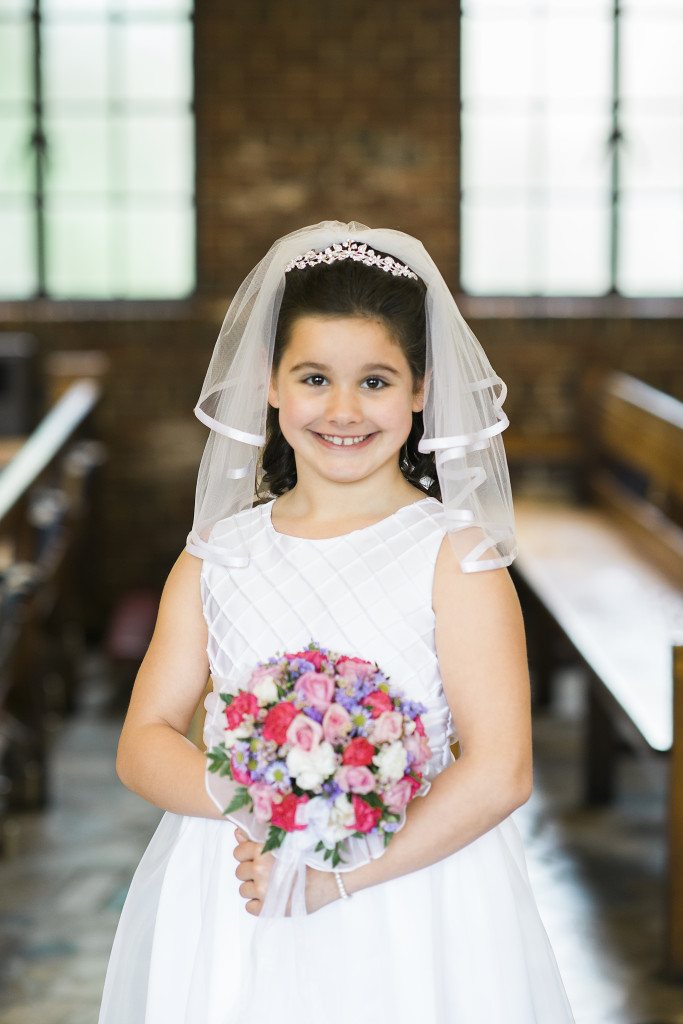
[232,839,263,862]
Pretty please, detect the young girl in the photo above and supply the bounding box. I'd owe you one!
[98,222,574,1022]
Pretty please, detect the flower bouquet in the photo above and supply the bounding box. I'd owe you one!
[206,643,432,868]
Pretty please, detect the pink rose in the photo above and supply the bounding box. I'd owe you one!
[224,691,259,730]
[294,671,335,712]
[288,649,328,671]
[342,737,375,766]
[247,663,283,689]
[230,752,252,786]
[271,792,309,832]
[414,715,426,737]
[248,781,276,822]
[335,765,376,794]
[262,701,299,745]
[384,774,421,813]
[371,710,404,744]
[337,657,377,683]
[404,730,432,768]
[322,703,352,745]
[361,690,393,719]
[286,713,323,752]
[348,794,383,834]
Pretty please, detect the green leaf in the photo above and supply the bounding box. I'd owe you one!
[206,746,230,775]
[225,787,251,814]
[358,791,383,808]
[261,826,286,855]
[315,841,325,853]
[220,693,234,706]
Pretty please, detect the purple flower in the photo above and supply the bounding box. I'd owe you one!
[303,706,324,723]
[264,760,291,790]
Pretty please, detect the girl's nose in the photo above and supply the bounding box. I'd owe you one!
[325,385,362,424]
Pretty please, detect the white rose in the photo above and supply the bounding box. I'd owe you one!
[286,741,337,792]
[373,741,408,781]
[222,725,250,749]
[252,676,279,705]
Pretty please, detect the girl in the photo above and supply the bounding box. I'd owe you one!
[98,222,574,1022]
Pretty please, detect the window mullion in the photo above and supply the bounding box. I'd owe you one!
[31,0,46,297]
[608,0,622,295]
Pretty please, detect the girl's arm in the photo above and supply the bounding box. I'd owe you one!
[115,550,222,819]
[235,535,533,912]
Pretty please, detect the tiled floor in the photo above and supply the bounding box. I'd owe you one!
[0,661,682,1024]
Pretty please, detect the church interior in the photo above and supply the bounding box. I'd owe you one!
[0,2,682,1021]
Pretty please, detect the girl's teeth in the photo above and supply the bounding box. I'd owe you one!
[321,434,367,446]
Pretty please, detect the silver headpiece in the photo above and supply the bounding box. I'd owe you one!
[284,239,418,280]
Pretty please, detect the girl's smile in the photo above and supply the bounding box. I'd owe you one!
[268,315,424,489]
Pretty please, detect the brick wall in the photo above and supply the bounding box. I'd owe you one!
[1,0,680,621]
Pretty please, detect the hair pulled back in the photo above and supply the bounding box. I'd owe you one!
[260,254,439,499]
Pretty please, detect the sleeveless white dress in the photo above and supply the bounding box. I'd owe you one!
[98,498,574,1023]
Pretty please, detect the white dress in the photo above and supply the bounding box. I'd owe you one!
[98,498,574,1023]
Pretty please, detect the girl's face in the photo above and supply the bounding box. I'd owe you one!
[268,315,424,490]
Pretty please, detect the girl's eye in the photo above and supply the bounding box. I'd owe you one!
[362,377,387,390]
[303,374,328,386]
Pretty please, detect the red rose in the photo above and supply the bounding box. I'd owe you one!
[224,691,259,730]
[262,701,299,745]
[270,792,308,832]
[288,649,327,671]
[342,737,375,766]
[361,690,393,719]
[350,794,383,833]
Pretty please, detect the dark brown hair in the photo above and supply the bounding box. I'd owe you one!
[260,253,439,498]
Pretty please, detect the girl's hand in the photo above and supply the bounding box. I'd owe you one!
[233,828,276,916]
[233,828,342,916]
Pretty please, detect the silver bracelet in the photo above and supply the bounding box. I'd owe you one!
[333,869,351,900]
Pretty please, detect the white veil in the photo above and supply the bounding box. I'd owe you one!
[186,220,516,572]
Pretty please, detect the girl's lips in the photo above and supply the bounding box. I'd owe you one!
[313,431,376,450]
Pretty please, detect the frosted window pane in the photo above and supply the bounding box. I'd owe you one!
[544,203,610,295]
[46,202,112,297]
[621,112,683,190]
[119,22,192,102]
[0,23,33,103]
[43,24,108,104]
[461,201,533,294]
[461,17,535,101]
[543,17,611,101]
[544,111,611,191]
[621,17,683,100]
[116,205,194,297]
[461,112,532,191]
[618,195,683,296]
[119,0,193,10]
[0,202,36,298]
[44,116,109,194]
[0,0,32,11]
[0,115,34,195]
[42,0,109,11]
[120,113,193,193]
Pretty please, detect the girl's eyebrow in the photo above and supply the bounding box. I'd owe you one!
[289,361,401,376]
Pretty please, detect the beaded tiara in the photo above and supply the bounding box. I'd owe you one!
[284,239,418,280]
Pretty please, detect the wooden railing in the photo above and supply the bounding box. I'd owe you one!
[0,379,103,854]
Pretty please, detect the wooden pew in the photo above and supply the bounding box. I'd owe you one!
[0,380,103,849]
[512,370,683,979]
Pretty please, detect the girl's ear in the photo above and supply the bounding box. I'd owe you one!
[268,375,280,409]
[412,378,425,413]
